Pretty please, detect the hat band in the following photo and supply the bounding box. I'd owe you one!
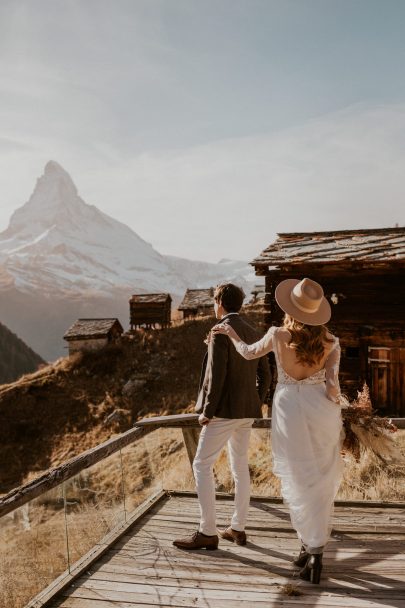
[290,291,320,314]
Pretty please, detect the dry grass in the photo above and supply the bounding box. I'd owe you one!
[280,583,303,596]
[0,315,227,494]
[338,430,405,501]
[213,429,405,502]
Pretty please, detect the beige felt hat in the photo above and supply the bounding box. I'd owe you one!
[275,278,331,326]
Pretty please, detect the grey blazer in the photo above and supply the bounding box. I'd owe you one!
[195,314,271,419]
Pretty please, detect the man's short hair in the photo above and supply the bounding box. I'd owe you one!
[214,283,245,313]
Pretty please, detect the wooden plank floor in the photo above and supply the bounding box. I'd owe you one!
[50,494,405,608]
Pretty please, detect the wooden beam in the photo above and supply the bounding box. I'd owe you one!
[169,489,405,509]
[135,413,202,428]
[181,427,201,470]
[135,413,405,430]
[135,414,272,429]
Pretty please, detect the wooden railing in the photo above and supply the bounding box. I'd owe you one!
[0,414,198,518]
[1,413,404,518]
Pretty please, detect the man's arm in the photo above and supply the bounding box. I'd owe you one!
[257,354,271,404]
[202,333,228,420]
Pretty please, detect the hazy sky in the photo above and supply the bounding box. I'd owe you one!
[1,0,404,262]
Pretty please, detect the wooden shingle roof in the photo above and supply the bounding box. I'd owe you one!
[252,227,405,268]
[130,293,171,304]
[178,288,214,310]
[64,318,123,340]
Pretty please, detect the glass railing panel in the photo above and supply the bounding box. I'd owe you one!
[207,427,280,497]
[0,486,66,608]
[63,449,126,565]
[158,427,196,492]
[249,428,280,497]
[120,431,165,514]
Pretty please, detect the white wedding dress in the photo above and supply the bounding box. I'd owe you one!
[234,326,343,553]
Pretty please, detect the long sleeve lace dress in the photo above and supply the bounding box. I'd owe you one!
[234,326,343,553]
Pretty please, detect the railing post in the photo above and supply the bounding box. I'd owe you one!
[62,482,71,574]
[119,449,127,522]
[181,428,201,473]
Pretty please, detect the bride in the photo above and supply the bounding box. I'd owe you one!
[213,277,343,584]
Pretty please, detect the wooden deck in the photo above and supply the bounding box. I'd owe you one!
[48,492,405,608]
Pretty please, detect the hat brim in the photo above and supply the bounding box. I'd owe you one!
[275,279,331,326]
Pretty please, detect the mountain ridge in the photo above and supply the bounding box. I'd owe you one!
[0,161,255,297]
[0,162,257,359]
[0,320,45,384]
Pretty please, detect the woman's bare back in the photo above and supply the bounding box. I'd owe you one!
[276,327,335,381]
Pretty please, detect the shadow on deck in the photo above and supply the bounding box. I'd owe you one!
[47,492,405,608]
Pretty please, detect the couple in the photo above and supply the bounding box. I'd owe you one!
[173,280,343,585]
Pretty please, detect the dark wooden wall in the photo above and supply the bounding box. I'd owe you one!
[261,265,405,415]
[130,302,171,329]
[182,306,215,320]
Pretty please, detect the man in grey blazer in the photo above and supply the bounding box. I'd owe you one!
[173,283,271,550]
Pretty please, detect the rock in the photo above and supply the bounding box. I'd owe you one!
[122,377,147,397]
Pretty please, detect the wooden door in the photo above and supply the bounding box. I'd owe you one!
[367,347,405,415]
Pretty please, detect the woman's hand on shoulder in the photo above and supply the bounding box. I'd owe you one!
[211,321,239,341]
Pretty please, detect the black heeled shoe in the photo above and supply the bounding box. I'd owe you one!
[299,553,323,584]
[293,545,309,567]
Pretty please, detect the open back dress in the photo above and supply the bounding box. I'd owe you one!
[234,326,343,553]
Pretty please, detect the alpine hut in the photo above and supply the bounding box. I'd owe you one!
[250,284,266,304]
[64,318,123,355]
[252,227,405,416]
[178,288,215,320]
[129,293,172,330]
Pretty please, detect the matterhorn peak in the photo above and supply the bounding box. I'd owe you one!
[44,160,70,177]
[38,159,79,199]
[3,161,86,236]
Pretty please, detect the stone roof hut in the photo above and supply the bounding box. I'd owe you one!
[64,318,123,355]
[130,293,172,330]
[252,227,405,415]
[250,284,265,304]
[178,288,215,320]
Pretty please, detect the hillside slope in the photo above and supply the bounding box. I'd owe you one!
[0,321,45,384]
[0,310,265,493]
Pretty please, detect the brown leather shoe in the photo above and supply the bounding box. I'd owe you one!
[218,526,247,546]
[173,530,219,550]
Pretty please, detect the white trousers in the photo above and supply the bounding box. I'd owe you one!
[192,417,254,536]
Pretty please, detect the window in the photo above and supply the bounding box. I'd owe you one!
[346,347,360,359]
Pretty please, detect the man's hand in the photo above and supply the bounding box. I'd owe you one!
[198,413,211,426]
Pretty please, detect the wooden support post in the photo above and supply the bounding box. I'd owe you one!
[181,427,201,473]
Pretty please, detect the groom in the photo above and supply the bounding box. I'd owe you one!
[173,283,271,550]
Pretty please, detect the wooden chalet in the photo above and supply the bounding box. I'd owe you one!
[250,283,265,304]
[178,288,215,319]
[130,293,172,330]
[63,318,123,355]
[252,227,405,416]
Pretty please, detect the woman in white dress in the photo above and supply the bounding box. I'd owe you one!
[213,277,343,584]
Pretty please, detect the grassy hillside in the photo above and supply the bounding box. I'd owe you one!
[0,307,403,502]
[0,321,45,384]
[0,310,266,494]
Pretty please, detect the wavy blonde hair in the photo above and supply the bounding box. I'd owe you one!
[283,314,334,366]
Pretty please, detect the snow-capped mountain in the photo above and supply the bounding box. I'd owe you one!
[0,161,255,296]
[0,162,258,360]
